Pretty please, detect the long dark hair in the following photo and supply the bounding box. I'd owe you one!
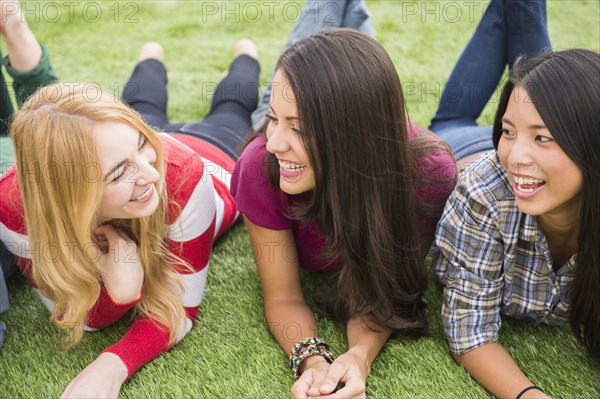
[264,28,429,337]
[492,49,600,361]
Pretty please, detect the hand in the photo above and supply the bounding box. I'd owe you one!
[292,351,368,399]
[292,356,331,399]
[0,0,23,35]
[94,225,144,304]
[61,352,128,399]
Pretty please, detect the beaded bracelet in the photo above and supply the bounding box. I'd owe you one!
[289,337,334,379]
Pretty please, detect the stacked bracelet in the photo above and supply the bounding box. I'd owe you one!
[515,385,544,399]
[289,337,334,379]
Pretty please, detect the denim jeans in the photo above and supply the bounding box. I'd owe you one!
[0,240,18,350]
[251,0,376,131]
[430,0,551,160]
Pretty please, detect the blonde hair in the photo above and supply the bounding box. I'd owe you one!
[11,83,187,348]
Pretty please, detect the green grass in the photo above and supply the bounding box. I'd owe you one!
[1,1,600,398]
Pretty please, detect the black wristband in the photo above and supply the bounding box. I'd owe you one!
[516,385,544,399]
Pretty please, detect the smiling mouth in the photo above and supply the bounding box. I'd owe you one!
[131,185,153,202]
[512,174,546,193]
[278,160,307,171]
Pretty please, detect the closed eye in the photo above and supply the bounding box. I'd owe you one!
[139,137,148,150]
[112,164,130,183]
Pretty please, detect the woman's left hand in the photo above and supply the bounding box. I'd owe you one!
[60,352,128,399]
[296,350,369,399]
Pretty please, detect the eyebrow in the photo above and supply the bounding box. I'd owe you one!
[502,117,547,130]
[269,105,301,121]
[103,132,143,181]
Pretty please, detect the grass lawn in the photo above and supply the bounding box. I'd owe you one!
[1,1,599,398]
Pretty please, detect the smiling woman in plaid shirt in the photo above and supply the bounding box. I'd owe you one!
[433,49,600,399]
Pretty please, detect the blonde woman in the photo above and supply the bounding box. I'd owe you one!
[0,41,259,397]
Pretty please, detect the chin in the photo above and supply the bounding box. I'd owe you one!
[514,200,546,217]
[280,182,307,195]
[126,197,160,219]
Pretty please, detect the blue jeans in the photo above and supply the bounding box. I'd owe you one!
[430,0,551,160]
[0,240,18,351]
[251,0,375,131]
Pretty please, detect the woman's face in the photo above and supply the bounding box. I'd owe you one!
[265,69,315,195]
[95,121,160,221]
[497,86,583,220]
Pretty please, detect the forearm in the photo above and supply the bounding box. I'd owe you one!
[454,343,548,399]
[346,315,391,375]
[103,317,172,378]
[265,298,319,357]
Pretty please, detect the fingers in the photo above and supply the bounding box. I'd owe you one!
[317,361,347,395]
[291,371,313,399]
[94,225,132,246]
[319,379,366,399]
[94,224,120,243]
[307,365,330,397]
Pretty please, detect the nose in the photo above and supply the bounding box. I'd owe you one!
[133,152,160,186]
[507,137,538,176]
[265,125,290,155]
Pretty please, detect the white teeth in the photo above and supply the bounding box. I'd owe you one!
[278,160,306,171]
[516,184,536,193]
[134,186,152,201]
[513,175,545,185]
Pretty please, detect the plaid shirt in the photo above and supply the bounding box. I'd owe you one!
[432,152,576,356]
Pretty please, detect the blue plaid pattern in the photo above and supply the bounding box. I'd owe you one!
[432,152,575,355]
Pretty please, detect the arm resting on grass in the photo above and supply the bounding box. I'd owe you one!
[244,217,319,361]
[454,343,550,399]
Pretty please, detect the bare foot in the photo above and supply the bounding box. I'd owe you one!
[0,0,42,71]
[234,39,258,60]
[138,42,164,62]
[0,0,24,35]
[221,39,258,78]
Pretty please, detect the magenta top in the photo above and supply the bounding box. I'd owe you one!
[230,123,457,272]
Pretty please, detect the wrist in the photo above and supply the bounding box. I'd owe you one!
[516,385,546,399]
[104,280,143,305]
[289,337,334,379]
[97,352,128,383]
[346,346,372,376]
[299,353,328,374]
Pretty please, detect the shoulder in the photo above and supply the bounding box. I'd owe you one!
[408,123,457,181]
[407,124,458,239]
[160,134,212,223]
[457,151,513,208]
[231,135,268,191]
[231,135,270,198]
